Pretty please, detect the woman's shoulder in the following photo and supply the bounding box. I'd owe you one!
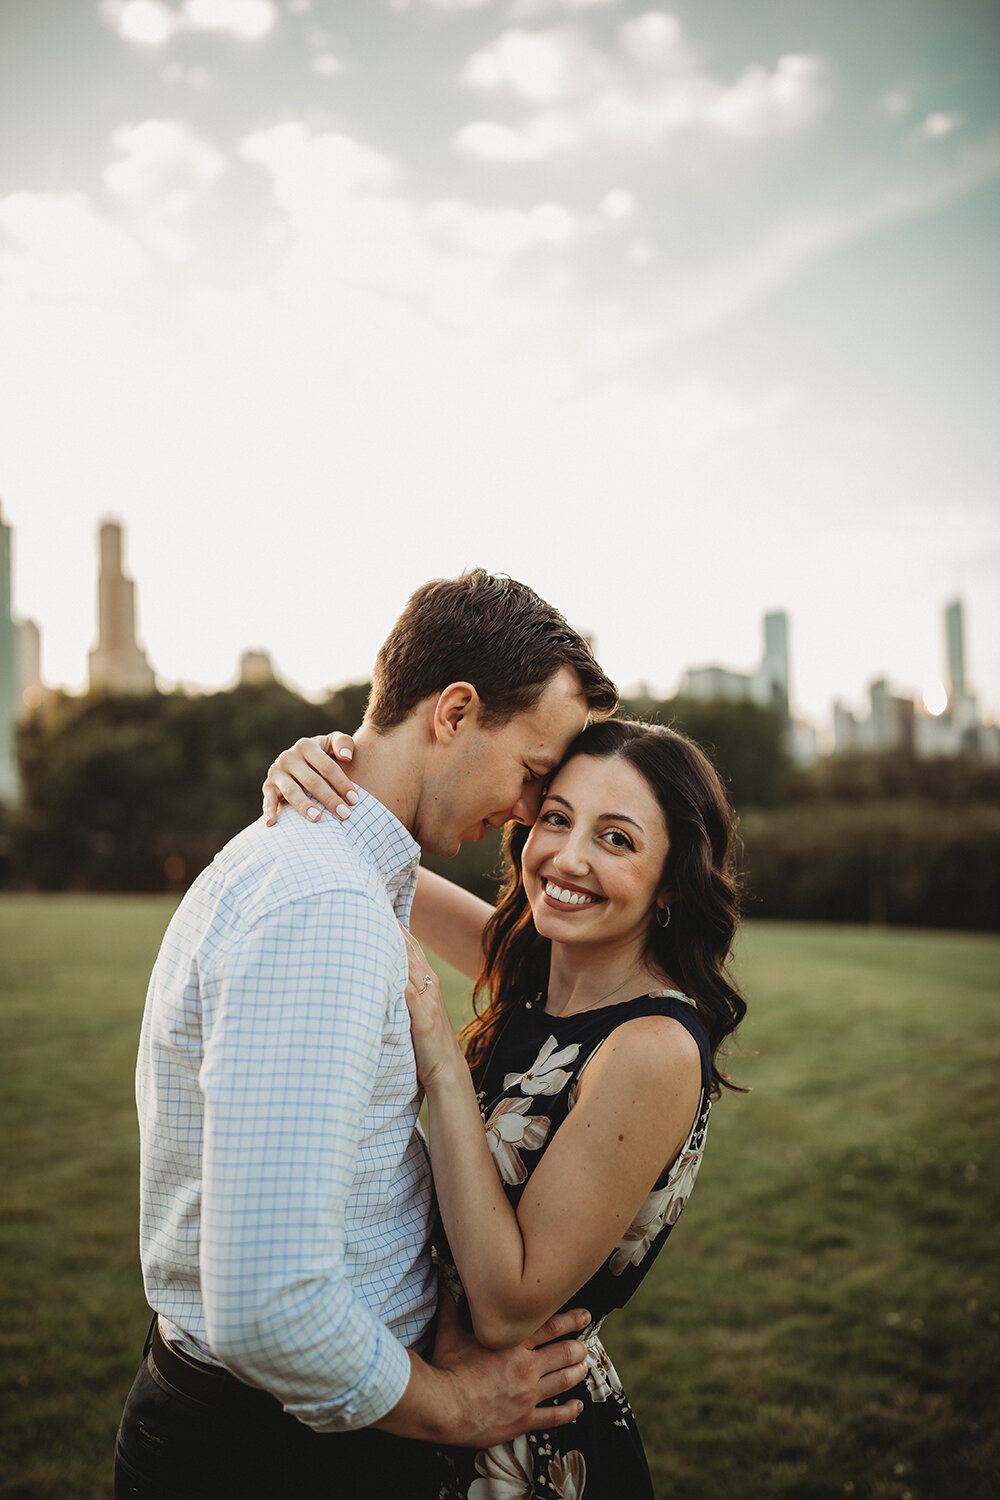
[571,991,711,1103]
[603,989,709,1053]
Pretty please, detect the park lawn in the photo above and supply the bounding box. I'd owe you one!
[0,898,997,1500]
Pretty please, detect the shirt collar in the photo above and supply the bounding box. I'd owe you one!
[339,789,421,897]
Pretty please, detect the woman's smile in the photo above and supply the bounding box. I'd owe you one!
[541,878,604,909]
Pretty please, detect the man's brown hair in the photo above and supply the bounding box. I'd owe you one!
[367,569,617,730]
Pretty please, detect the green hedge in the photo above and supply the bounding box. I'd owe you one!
[740,800,1000,931]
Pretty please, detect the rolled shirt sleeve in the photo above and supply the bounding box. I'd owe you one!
[197,889,414,1430]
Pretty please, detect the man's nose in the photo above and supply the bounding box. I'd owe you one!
[508,782,544,826]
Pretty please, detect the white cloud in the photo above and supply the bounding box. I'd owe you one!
[708,54,828,141]
[104,120,227,198]
[882,89,911,116]
[185,0,277,38]
[619,11,691,68]
[454,120,554,161]
[512,0,620,15]
[462,27,611,104]
[0,192,147,300]
[102,0,278,46]
[600,188,633,219]
[102,121,226,261]
[104,0,177,46]
[162,62,214,87]
[424,199,575,256]
[241,123,396,210]
[312,52,345,78]
[625,237,655,266]
[456,19,830,160]
[920,110,966,141]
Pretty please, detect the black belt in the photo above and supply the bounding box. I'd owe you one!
[147,1317,277,1412]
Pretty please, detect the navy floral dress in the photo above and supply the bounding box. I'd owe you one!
[435,989,713,1500]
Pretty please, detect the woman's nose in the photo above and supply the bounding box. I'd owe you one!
[554,837,589,875]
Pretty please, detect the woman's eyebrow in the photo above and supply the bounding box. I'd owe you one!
[543,792,573,809]
[601,812,644,831]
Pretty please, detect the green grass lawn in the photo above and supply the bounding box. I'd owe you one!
[1,897,997,1499]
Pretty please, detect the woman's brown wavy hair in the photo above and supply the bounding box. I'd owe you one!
[459,719,747,1098]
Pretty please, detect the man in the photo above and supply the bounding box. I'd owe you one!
[114,570,618,1499]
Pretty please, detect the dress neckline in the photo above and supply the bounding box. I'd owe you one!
[531,987,696,1021]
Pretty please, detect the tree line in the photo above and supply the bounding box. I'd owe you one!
[2,682,997,931]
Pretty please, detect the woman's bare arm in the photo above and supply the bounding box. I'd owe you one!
[410,870,492,980]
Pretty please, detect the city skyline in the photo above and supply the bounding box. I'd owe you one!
[3,508,994,746]
[1,1,998,722]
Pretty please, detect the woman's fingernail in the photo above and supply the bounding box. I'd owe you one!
[346,790,359,805]
[307,807,322,822]
[264,816,274,827]
[336,803,351,819]
[337,748,353,760]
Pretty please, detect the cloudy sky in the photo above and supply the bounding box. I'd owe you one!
[1,0,998,727]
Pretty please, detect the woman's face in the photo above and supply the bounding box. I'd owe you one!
[521,753,670,956]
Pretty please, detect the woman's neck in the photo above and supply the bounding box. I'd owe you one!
[545,942,668,1018]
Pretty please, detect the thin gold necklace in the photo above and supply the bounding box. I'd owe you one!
[537,964,649,1018]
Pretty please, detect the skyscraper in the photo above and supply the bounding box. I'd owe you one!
[0,505,19,801]
[945,600,966,702]
[759,610,790,718]
[88,519,156,695]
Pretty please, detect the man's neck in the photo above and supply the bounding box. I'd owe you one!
[346,720,424,837]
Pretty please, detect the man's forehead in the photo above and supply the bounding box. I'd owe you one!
[519,682,588,757]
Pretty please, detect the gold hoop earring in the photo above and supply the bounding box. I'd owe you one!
[655,905,671,928]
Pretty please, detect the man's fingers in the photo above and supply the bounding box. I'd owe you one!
[534,1354,589,1405]
[531,1337,586,1378]
[523,1397,585,1432]
[524,1308,590,1349]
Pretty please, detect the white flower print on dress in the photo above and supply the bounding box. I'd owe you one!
[584,1338,624,1405]
[609,1135,706,1275]
[484,1097,551,1186]
[469,1434,533,1500]
[504,1036,580,1096]
[549,1449,587,1498]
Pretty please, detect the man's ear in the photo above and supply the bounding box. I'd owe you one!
[431,682,481,744]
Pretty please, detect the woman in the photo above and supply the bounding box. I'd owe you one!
[264,719,746,1498]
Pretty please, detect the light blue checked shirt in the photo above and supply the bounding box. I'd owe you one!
[136,792,437,1432]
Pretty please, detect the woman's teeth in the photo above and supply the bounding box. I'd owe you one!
[545,881,598,907]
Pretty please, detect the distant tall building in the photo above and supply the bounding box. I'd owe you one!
[945,600,966,701]
[239,648,278,686]
[679,608,815,764]
[759,611,790,717]
[682,610,791,720]
[18,618,42,713]
[836,598,996,762]
[88,519,156,695]
[0,504,19,801]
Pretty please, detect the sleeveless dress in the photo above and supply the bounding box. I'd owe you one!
[435,989,713,1500]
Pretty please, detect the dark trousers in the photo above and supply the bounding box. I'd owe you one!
[113,1320,442,1500]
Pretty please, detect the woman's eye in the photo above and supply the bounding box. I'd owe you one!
[604,830,634,850]
[541,810,569,828]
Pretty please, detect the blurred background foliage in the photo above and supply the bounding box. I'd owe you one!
[2,683,998,931]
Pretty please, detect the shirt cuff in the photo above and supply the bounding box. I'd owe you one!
[288,1323,413,1433]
